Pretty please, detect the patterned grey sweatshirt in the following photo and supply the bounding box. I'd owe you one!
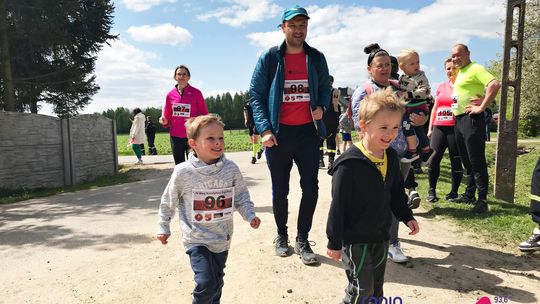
[158,153,256,253]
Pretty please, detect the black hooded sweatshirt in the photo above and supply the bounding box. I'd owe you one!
[326,144,415,250]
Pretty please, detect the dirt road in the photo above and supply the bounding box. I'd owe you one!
[1,152,539,303]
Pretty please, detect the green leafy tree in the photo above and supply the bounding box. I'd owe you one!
[0,0,117,117]
[487,0,540,136]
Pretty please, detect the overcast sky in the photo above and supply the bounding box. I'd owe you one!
[71,0,506,115]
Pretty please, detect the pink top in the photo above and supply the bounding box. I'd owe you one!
[162,84,208,138]
[432,80,455,127]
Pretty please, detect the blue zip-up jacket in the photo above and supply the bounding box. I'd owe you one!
[249,40,331,136]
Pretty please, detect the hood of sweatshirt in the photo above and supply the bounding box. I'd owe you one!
[186,152,226,176]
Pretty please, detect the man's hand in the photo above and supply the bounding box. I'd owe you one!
[312,106,323,120]
[261,131,278,147]
[410,112,427,127]
[465,104,485,115]
[157,234,170,245]
[327,248,342,261]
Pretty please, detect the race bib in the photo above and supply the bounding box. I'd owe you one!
[172,103,191,117]
[451,95,459,111]
[436,106,454,122]
[192,188,234,223]
[283,79,310,103]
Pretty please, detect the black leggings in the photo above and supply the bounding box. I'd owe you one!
[170,136,189,165]
[428,126,463,194]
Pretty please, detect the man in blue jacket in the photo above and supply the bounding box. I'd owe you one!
[249,5,331,265]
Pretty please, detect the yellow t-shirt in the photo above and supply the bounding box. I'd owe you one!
[356,142,387,180]
[452,62,496,116]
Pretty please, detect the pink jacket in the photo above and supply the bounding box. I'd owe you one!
[162,84,208,138]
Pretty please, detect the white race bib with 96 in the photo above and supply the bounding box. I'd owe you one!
[192,188,234,223]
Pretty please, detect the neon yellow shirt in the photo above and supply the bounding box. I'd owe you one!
[356,142,387,180]
[452,62,495,116]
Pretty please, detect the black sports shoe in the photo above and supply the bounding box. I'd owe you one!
[273,235,289,257]
[336,149,341,155]
[294,239,318,265]
[519,227,540,252]
[400,150,420,163]
[445,192,458,202]
[251,157,256,164]
[453,193,476,204]
[470,199,488,214]
[257,148,264,160]
[407,190,421,209]
[319,158,326,168]
[427,188,438,203]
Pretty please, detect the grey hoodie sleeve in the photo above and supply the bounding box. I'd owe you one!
[158,167,182,235]
[230,163,256,222]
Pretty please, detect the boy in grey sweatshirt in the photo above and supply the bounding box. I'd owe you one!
[157,114,261,304]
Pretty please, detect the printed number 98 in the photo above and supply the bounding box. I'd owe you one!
[494,296,509,303]
[204,195,226,209]
[290,84,305,93]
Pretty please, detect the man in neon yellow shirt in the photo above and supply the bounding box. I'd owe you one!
[451,44,501,214]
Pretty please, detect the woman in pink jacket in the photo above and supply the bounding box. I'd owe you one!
[160,65,208,164]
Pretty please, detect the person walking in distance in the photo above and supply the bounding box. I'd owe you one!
[249,5,331,265]
[145,116,158,155]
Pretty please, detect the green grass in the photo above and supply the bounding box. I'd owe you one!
[414,142,540,249]
[117,130,253,156]
[0,167,133,204]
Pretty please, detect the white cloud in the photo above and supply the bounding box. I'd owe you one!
[127,24,193,46]
[246,0,505,89]
[197,0,281,27]
[121,0,177,12]
[82,40,172,114]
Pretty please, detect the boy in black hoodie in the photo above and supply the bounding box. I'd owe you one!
[326,88,420,303]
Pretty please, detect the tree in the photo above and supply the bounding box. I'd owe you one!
[487,0,540,136]
[0,0,117,117]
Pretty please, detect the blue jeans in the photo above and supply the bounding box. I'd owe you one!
[187,246,229,304]
[266,123,320,240]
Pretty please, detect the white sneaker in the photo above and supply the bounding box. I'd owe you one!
[388,243,408,263]
[135,159,143,165]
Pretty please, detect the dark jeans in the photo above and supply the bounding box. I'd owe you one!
[428,125,463,194]
[403,105,430,149]
[455,114,488,200]
[266,123,320,240]
[187,246,229,304]
[531,157,540,225]
[171,136,189,165]
[341,241,388,303]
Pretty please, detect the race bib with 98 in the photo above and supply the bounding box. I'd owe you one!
[283,79,310,103]
[192,188,234,223]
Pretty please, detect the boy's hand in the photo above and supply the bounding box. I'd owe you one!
[327,248,341,261]
[157,234,170,245]
[250,217,261,229]
[406,220,420,235]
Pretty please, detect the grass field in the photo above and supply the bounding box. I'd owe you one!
[414,142,540,250]
[117,130,253,156]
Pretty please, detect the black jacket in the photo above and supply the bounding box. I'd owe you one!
[326,145,414,250]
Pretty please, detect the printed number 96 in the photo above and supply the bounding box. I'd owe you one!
[204,195,226,209]
[494,295,509,303]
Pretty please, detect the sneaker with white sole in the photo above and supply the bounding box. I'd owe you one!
[294,238,318,265]
[519,227,540,252]
[273,235,289,257]
[135,159,143,165]
[388,243,408,263]
[408,190,421,209]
